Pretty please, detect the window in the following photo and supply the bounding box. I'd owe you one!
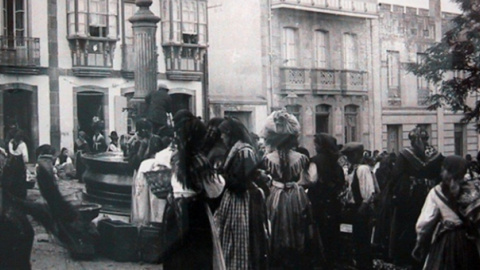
[315,30,329,68]
[343,33,358,70]
[1,0,26,38]
[387,125,402,154]
[67,0,118,69]
[454,124,466,156]
[387,51,401,106]
[315,104,331,134]
[121,1,136,71]
[282,27,297,67]
[67,0,118,39]
[417,53,430,106]
[344,105,359,143]
[161,0,207,45]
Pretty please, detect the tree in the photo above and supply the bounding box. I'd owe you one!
[407,0,480,125]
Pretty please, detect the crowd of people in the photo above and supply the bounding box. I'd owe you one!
[2,85,480,269]
[125,105,480,270]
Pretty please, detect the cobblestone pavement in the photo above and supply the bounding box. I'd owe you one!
[27,176,162,270]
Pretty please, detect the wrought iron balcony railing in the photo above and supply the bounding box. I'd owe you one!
[272,0,378,17]
[0,36,40,67]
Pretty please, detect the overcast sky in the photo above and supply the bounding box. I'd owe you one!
[379,0,461,13]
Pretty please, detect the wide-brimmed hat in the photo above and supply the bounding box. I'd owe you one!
[340,142,364,154]
[109,131,119,140]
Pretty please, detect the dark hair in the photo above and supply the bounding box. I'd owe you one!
[218,117,255,148]
[202,117,225,154]
[12,130,25,151]
[59,147,69,164]
[135,118,152,131]
[314,133,339,159]
[172,113,208,190]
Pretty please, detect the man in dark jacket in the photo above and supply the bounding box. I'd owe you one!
[145,84,172,135]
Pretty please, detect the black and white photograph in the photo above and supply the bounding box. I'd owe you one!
[1,0,480,269]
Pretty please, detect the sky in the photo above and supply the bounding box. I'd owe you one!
[379,0,461,13]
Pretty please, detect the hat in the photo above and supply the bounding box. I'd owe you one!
[109,131,119,140]
[340,142,364,154]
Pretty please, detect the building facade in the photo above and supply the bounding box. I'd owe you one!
[0,0,208,156]
[377,0,478,156]
[209,0,380,152]
[209,0,478,156]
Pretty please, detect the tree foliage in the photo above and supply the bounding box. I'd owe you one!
[407,0,480,125]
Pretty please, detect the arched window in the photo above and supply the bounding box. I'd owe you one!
[344,105,359,142]
[315,104,331,134]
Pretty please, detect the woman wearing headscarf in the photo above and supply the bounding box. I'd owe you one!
[162,111,217,269]
[309,133,345,269]
[261,109,321,269]
[2,130,29,199]
[413,155,480,269]
[214,117,269,270]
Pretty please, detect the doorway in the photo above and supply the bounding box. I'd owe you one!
[2,89,34,159]
[76,91,105,145]
[170,93,193,116]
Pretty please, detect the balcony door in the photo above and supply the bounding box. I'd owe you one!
[1,0,27,44]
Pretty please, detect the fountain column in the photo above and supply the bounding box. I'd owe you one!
[128,0,160,119]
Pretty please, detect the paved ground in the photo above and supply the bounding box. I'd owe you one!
[25,170,406,270]
[27,175,162,270]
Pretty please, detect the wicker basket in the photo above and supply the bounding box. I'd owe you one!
[144,167,173,199]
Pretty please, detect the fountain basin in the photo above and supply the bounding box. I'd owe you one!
[81,152,134,215]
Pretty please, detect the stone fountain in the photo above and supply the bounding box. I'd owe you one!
[82,152,133,215]
[81,0,160,216]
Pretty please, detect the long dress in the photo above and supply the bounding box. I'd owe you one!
[416,182,480,269]
[309,153,345,268]
[162,152,214,270]
[386,147,443,267]
[214,140,269,270]
[264,149,320,269]
[3,141,29,199]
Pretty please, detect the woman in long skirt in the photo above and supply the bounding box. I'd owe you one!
[413,155,480,269]
[214,117,269,270]
[261,110,321,269]
[162,110,216,269]
[3,130,29,199]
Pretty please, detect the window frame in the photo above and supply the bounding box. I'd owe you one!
[282,27,298,67]
[314,30,329,69]
[387,50,401,105]
[344,104,359,143]
[343,32,358,70]
[0,0,28,40]
[161,0,208,46]
[67,0,118,39]
[315,104,331,134]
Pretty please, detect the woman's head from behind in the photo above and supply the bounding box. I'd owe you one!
[441,155,467,198]
[218,117,253,148]
[202,117,225,152]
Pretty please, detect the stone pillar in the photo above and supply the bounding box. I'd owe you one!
[128,0,160,120]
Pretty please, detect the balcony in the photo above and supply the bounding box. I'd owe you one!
[68,38,117,77]
[271,0,378,18]
[163,44,206,81]
[280,67,367,93]
[0,36,41,75]
[280,67,311,93]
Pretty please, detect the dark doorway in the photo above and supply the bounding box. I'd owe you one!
[170,93,192,116]
[77,91,105,144]
[3,89,33,159]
